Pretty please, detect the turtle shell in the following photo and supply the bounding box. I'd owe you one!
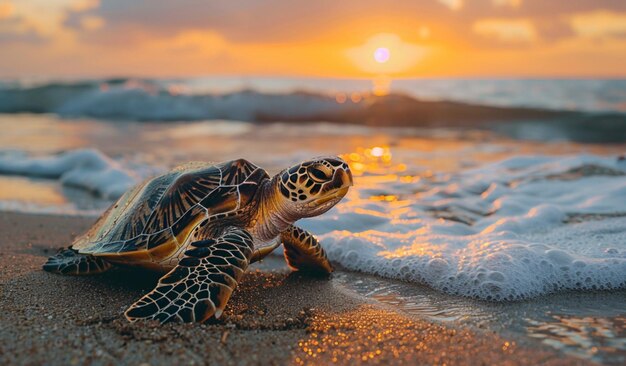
[72,159,268,266]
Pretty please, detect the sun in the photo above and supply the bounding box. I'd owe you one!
[346,33,428,74]
[374,47,390,63]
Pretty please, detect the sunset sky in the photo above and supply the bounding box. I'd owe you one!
[1,0,626,78]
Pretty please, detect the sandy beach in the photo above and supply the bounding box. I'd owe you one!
[3,1,626,364]
[0,211,597,365]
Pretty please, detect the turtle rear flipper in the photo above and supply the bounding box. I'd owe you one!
[125,227,254,324]
[43,248,112,275]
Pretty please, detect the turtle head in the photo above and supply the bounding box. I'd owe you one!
[275,157,353,218]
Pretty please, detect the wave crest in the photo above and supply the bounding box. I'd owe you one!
[0,149,139,199]
[2,78,626,142]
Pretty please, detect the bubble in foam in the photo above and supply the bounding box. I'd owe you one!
[426,258,450,278]
[545,249,574,265]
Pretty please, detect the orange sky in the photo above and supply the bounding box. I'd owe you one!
[1,0,626,78]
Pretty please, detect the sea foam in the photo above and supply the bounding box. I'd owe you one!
[0,149,139,199]
[302,154,626,301]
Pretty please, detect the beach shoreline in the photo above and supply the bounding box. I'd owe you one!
[0,211,598,365]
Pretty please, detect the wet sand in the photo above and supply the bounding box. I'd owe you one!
[0,211,595,365]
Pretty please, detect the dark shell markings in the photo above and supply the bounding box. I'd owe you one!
[71,159,269,269]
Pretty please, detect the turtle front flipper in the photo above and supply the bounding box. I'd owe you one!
[124,228,254,324]
[281,225,333,275]
[43,248,112,275]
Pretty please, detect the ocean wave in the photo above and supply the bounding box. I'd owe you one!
[0,149,140,199]
[302,154,626,301]
[2,79,625,140]
[0,79,347,121]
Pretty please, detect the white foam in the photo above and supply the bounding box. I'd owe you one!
[302,154,626,301]
[0,149,139,199]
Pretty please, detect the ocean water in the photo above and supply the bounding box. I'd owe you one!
[3,77,626,114]
[0,77,625,363]
[1,114,624,301]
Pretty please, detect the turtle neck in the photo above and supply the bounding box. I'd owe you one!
[250,174,298,242]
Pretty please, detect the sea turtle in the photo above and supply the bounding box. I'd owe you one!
[43,157,352,324]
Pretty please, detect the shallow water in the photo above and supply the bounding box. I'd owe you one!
[253,255,626,364]
[332,271,626,365]
[1,113,625,362]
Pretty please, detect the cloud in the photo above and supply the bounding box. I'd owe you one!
[0,30,44,44]
[533,18,574,42]
[64,11,104,31]
[0,2,14,19]
[69,0,100,12]
[80,15,104,30]
[57,0,626,48]
[492,0,522,8]
[3,0,626,77]
[569,10,626,39]
[473,18,537,43]
[0,6,47,44]
[456,1,626,24]
[143,30,226,56]
[438,0,463,11]
[2,0,94,40]
[62,0,453,43]
[60,0,626,47]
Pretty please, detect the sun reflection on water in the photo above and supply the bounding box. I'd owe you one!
[343,145,396,176]
[0,176,66,205]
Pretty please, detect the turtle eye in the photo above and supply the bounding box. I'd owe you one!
[308,165,331,182]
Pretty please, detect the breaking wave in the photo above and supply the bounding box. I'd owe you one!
[0,149,143,199]
[0,79,345,121]
[2,78,625,143]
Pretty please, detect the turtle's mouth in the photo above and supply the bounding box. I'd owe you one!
[308,186,349,207]
[308,168,352,208]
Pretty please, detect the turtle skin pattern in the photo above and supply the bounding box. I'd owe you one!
[43,248,112,275]
[281,225,333,274]
[124,228,254,323]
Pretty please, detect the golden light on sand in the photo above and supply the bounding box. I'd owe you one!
[346,33,428,74]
